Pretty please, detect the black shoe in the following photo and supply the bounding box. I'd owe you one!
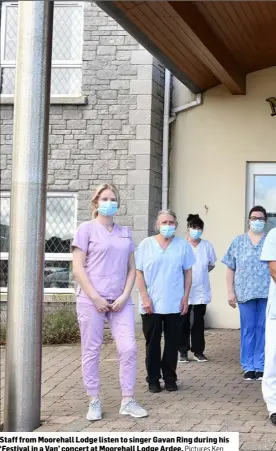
[178,352,189,363]
[270,413,276,426]
[165,381,178,392]
[255,371,263,381]
[194,353,208,362]
[243,371,255,381]
[148,381,161,393]
[146,375,162,383]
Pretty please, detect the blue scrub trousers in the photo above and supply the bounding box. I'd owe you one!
[238,298,267,372]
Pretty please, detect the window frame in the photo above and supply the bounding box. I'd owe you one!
[0,1,83,98]
[0,191,78,294]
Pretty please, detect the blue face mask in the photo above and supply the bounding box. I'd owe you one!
[250,220,265,233]
[189,229,202,240]
[159,225,176,239]
[97,201,118,217]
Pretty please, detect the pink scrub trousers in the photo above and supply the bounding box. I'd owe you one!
[77,297,136,397]
[72,220,137,398]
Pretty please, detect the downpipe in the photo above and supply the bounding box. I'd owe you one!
[161,72,203,210]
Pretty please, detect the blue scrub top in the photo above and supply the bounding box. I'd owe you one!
[135,236,195,314]
[222,233,270,303]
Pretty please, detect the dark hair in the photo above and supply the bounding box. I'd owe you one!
[248,205,267,220]
[187,214,204,229]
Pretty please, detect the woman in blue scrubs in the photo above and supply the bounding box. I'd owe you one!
[222,205,270,381]
[135,209,195,393]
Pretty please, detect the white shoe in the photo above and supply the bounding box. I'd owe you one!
[86,399,102,421]
[119,398,148,418]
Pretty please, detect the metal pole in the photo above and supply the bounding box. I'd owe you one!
[4,0,53,432]
[162,69,171,210]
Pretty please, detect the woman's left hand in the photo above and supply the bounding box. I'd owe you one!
[180,297,189,315]
[111,294,128,312]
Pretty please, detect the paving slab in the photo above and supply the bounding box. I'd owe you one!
[0,330,275,450]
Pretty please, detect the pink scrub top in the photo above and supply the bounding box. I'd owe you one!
[72,220,135,301]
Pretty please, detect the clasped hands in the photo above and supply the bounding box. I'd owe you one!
[92,294,127,313]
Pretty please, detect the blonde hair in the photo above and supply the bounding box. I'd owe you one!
[92,183,120,218]
[155,209,178,231]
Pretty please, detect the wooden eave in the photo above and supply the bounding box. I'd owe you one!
[96,1,276,95]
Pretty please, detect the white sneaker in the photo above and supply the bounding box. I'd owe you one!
[86,399,102,421]
[119,398,148,418]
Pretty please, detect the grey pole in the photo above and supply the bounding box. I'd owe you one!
[4,0,53,432]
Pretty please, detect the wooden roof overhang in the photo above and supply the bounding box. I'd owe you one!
[96,1,276,95]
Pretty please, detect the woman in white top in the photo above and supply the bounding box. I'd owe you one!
[179,214,217,363]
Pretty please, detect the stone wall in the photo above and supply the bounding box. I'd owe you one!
[0,2,164,242]
[0,2,165,322]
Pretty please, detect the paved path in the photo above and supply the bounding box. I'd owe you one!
[1,330,276,450]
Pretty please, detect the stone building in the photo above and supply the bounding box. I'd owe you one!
[0,1,165,311]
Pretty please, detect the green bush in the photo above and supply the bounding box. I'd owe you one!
[0,306,80,346]
[0,324,6,346]
[42,306,80,345]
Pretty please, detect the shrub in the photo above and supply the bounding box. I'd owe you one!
[0,324,6,346]
[42,306,80,345]
[0,306,80,346]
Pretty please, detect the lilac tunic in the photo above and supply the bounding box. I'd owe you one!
[72,220,135,301]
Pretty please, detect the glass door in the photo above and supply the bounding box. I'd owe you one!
[247,163,276,232]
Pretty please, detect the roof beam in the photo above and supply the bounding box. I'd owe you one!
[169,1,246,94]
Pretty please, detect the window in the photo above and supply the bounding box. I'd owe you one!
[0,192,78,293]
[0,1,83,97]
[246,163,276,233]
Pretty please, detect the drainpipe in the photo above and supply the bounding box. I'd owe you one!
[161,77,203,209]
[162,69,171,210]
[171,93,203,116]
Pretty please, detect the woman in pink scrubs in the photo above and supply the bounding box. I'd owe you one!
[72,183,147,421]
